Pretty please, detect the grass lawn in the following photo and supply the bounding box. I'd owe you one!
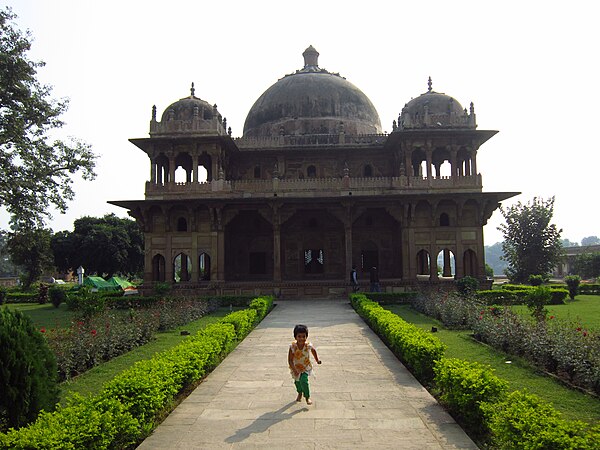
[512,294,600,330]
[5,302,74,329]
[59,307,234,403]
[386,304,600,424]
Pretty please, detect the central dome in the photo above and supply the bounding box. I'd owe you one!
[243,46,382,137]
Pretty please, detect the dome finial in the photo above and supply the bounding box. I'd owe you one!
[303,45,319,68]
[427,76,432,92]
[190,82,195,97]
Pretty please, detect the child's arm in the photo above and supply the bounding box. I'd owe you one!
[288,347,298,375]
[311,347,322,364]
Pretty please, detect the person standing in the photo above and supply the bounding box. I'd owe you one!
[370,266,380,292]
[350,265,359,292]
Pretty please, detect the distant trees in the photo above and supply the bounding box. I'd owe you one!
[51,214,144,278]
[6,226,54,289]
[498,197,563,284]
[581,236,600,246]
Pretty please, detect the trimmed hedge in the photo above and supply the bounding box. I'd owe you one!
[481,390,600,449]
[579,284,600,295]
[434,358,507,430]
[4,292,38,304]
[363,292,418,304]
[350,294,445,381]
[0,296,273,449]
[477,288,568,305]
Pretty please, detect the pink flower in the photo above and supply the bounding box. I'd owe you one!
[549,315,555,319]
[91,329,97,336]
[576,327,582,332]
[40,327,46,333]
[583,331,588,337]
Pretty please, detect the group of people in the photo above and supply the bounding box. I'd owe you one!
[350,264,380,293]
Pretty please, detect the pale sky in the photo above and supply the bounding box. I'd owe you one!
[2,0,598,245]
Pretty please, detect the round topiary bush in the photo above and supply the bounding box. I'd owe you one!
[0,307,59,431]
[48,286,67,308]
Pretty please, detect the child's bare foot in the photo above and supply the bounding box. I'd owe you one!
[296,393,302,402]
[306,398,313,405]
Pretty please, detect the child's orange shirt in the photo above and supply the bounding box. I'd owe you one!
[289,340,314,380]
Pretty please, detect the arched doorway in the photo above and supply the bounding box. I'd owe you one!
[437,249,456,278]
[152,254,166,282]
[173,253,192,282]
[463,249,478,277]
[416,250,430,276]
[199,252,211,281]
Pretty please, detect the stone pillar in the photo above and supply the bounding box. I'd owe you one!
[344,225,353,283]
[180,253,189,281]
[168,156,176,184]
[150,159,156,184]
[442,249,452,277]
[217,228,225,281]
[192,155,199,182]
[430,247,439,281]
[273,223,281,282]
[165,236,173,282]
[471,150,478,176]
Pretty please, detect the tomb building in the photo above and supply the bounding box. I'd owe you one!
[110,46,517,297]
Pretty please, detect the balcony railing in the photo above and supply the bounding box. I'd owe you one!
[145,174,483,199]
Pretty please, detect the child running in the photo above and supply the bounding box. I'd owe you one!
[288,324,321,405]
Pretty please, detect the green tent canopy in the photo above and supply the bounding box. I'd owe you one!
[107,276,135,290]
[83,276,119,291]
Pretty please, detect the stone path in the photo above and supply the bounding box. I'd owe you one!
[138,299,478,449]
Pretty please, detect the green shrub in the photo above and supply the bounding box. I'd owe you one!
[481,390,600,449]
[455,276,480,297]
[4,292,38,303]
[48,286,67,308]
[525,286,551,321]
[221,309,257,340]
[579,284,600,295]
[363,292,418,304]
[434,358,507,431]
[528,274,544,286]
[0,308,59,432]
[0,287,6,305]
[249,296,273,321]
[351,294,445,381]
[153,282,171,298]
[564,275,581,300]
[0,395,140,449]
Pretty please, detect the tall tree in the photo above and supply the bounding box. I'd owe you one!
[51,214,144,277]
[0,229,18,277]
[6,226,54,289]
[0,8,96,226]
[498,197,563,283]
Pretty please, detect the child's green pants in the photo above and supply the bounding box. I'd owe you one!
[294,372,310,398]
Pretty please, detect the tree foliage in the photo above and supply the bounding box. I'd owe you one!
[573,252,600,279]
[6,226,54,289]
[498,197,562,283]
[0,230,18,277]
[0,308,59,432]
[581,235,600,246]
[0,8,96,226]
[51,214,144,277]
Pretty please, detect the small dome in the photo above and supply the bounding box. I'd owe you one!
[160,83,216,122]
[243,46,382,137]
[398,77,475,130]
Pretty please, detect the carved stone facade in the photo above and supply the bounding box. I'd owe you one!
[111,47,518,298]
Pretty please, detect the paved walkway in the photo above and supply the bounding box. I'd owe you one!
[138,299,477,449]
